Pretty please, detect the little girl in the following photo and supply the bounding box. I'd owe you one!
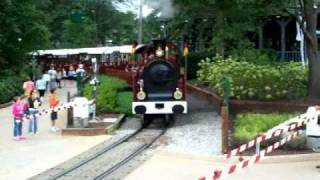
[12,96,27,141]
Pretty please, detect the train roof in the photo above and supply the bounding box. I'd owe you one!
[30,45,144,56]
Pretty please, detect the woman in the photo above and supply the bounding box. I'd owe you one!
[27,90,41,135]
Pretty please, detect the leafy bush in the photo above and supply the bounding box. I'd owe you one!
[197,57,308,100]
[187,51,215,80]
[84,75,130,114]
[0,77,24,104]
[115,92,132,115]
[234,113,300,142]
[229,48,277,65]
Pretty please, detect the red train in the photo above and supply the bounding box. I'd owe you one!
[131,39,188,124]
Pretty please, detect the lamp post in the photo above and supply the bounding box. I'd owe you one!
[90,58,100,121]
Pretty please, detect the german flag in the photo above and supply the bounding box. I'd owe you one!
[131,40,138,61]
[183,41,189,57]
[131,40,137,54]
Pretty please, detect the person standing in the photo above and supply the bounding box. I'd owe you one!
[27,91,41,135]
[23,78,34,96]
[12,97,26,141]
[56,69,63,88]
[49,89,59,132]
[48,66,57,90]
[36,77,47,100]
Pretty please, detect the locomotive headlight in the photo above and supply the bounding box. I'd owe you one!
[137,89,146,100]
[173,88,183,100]
[156,47,164,57]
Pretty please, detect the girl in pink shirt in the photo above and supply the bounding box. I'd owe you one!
[12,96,27,141]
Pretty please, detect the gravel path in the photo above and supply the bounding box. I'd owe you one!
[162,93,222,155]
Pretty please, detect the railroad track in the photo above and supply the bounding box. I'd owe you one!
[46,119,168,180]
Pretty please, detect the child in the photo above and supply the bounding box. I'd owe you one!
[28,90,41,135]
[49,89,59,132]
[12,96,26,140]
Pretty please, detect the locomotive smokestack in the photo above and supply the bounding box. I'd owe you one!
[160,20,168,39]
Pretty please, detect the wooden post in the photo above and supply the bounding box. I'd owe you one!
[221,105,229,153]
[67,91,73,127]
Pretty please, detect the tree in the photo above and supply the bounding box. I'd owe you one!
[0,0,51,74]
[292,0,320,98]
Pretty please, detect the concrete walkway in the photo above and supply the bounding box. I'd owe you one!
[0,82,111,180]
[125,150,320,180]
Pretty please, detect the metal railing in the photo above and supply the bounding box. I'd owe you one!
[277,51,302,62]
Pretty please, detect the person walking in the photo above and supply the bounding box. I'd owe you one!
[36,77,47,100]
[42,71,50,91]
[12,96,27,141]
[49,89,59,132]
[27,90,41,135]
[23,78,34,96]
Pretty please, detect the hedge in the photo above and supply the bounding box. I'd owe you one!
[197,57,308,100]
[84,75,131,114]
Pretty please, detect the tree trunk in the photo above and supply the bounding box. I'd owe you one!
[304,0,320,98]
[216,10,225,57]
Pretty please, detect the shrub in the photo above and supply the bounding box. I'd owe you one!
[115,91,132,115]
[84,75,130,114]
[187,51,215,80]
[229,48,277,65]
[0,77,24,104]
[197,57,308,100]
[234,113,300,142]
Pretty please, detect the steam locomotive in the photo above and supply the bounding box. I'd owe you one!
[132,39,188,124]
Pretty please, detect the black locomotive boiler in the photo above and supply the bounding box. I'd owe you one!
[131,39,187,123]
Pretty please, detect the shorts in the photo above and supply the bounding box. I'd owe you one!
[51,111,58,121]
[38,90,45,97]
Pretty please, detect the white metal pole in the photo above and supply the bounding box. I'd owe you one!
[138,0,143,44]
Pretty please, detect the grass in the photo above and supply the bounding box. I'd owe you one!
[234,113,301,142]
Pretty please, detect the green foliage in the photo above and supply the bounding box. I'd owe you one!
[84,75,130,114]
[229,48,277,65]
[234,113,299,142]
[115,92,132,115]
[197,57,308,100]
[187,51,215,79]
[61,19,96,48]
[0,0,51,71]
[0,77,24,104]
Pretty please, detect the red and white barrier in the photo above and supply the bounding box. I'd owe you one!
[199,131,302,180]
[225,107,318,159]
[23,99,96,120]
[198,107,319,180]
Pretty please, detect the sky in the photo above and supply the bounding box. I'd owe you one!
[114,0,154,17]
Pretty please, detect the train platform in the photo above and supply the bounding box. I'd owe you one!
[124,150,320,180]
[0,83,111,180]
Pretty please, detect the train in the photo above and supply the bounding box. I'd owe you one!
[131,39,188,124]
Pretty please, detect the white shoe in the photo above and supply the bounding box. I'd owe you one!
[50,127,57,132]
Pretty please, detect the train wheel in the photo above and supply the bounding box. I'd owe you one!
[142,114,152,127]
[164,114,175,126]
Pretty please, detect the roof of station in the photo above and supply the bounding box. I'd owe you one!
[31,45,143,56]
